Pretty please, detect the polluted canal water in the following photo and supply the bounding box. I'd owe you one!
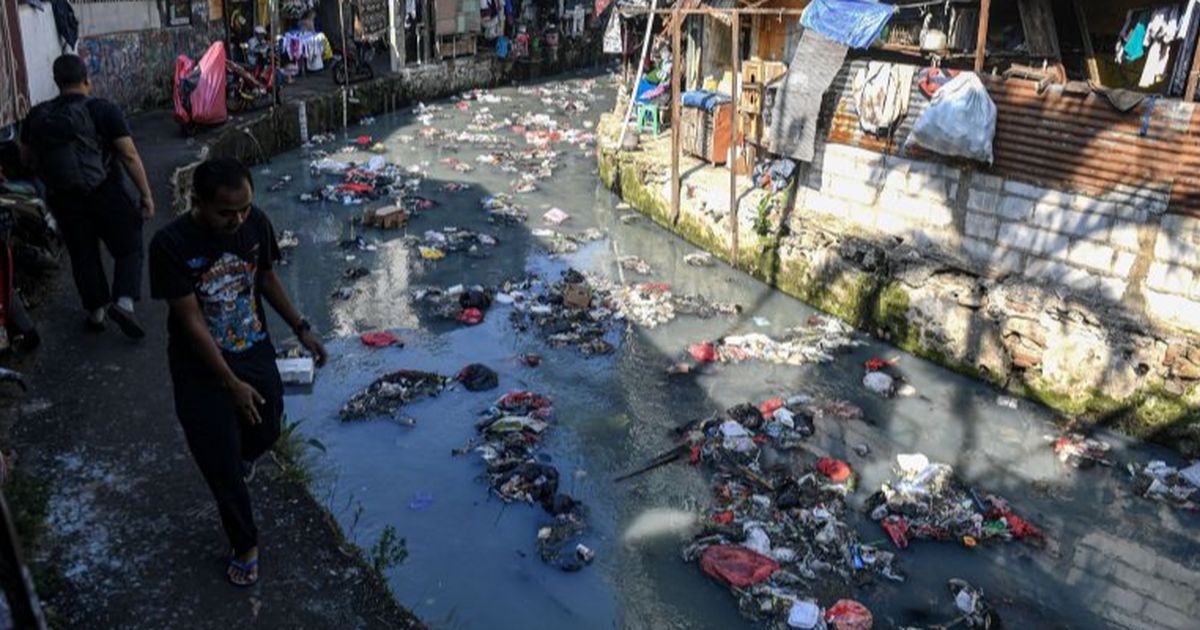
[258,72,1200,629]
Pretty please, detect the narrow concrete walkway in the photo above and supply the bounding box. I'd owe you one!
[9,93,421,627]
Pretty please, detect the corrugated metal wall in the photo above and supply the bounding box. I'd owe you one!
[819,59,1200,215]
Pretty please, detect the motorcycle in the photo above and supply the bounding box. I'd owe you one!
[226,41,280,113]
[332,38,376,85]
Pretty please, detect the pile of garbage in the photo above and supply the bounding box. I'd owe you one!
[686,317,862,367]
[339,369,449,421]
[530,228,605,256]
[411,284,496,325]
[866,454,1045,549]
[900,579,999,629]
[509,269,619,356]
[667,400,901,628]
[1128,460,1200,510]
[305,155,406,205]
[1046,433,1113,468]
[481,194,528,225]
[410,227,499,261]
[613,283,742,329]
[462,391,594,571]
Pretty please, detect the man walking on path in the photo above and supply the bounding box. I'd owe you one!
[149,158,327,586]
[20,54,155,337]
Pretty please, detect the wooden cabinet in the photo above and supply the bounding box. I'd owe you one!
[681,103,733,164]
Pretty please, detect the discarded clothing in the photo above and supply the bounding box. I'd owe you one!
[340,370,448,420]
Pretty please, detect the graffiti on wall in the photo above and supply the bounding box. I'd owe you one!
[77,24,217,112]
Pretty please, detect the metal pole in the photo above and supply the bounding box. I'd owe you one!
[729,11,739,266]
[974,0,991,73]
[670,9,682,224]
[614,0,659,150]
[338,0,350,130]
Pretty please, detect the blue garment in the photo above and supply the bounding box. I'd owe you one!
[1122,10,1150,62]
[800,0,896,49]
[681,90,731,111]
[497,36,510,59]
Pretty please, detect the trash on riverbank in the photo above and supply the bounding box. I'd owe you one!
[618,255,653,275]
[1046,433,1113,468]
[684,317,862,367]
[614,283,742,329]
[277,357,315,386]
[1129,460,1200,509]
[867,454,1045,548]
[509,269,619,356]
[457,363,499,391]
[340,369,449,420]
[684,251,715,267]
[360,331,403,348]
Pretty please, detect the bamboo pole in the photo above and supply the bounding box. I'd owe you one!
[729,11,740,266]
[615,0,659,150]
[670,9,682,224]
[974,0,991,73]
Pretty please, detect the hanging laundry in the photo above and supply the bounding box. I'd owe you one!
[853,62,915,136]
[1139,5,1183,88]
[1116,9,1152,64]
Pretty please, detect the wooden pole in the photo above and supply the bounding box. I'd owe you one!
[1186,22,1200,100]
[670,10,682,224]
[974,0,991,73]
[729,11,740,266]
[1071,0,1100,85]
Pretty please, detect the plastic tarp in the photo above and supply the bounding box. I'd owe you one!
[800,0,896,49]
[700,545,779,587]
[173,41,228,127]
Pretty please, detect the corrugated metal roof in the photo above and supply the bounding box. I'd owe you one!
[821,60,1200,214]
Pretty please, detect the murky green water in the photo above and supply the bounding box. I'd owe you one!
[259,71,1200,630]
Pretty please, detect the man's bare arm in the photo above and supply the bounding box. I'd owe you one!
[260,269,327,366]
[167,294,265,423]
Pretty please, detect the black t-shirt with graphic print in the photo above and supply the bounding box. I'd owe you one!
[149,206,282,377]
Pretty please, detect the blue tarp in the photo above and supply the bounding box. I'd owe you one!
[681,90,731,111]
[800,0,896,49]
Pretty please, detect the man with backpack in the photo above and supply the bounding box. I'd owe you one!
[20,54,155,338]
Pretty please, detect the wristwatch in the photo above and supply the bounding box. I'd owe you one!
[292,317,312,335]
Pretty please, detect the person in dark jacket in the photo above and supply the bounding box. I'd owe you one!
[20,54,155,337]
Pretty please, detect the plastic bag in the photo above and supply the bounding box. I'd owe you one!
[826,599,873,630]
[174,41,228,127]
[908,73,996,164]
[457,363,499,391]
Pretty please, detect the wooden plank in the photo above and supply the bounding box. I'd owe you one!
[1187,25,1200,100]
[671,10,683,224]
[730,11,740,266]
[1071,0,1100,85]
[975,0,991,73]
[1017,0,1060,58]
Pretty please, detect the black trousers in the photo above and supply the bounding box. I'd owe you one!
[170,342,283,555]
[49,192,144,312]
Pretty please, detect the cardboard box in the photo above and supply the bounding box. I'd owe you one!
[562,282,592,309]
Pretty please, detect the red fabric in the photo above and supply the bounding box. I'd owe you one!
[688,342,718,363]
[826,599,873,630]
[497,391,553,410]
[759,398,784,418]
[354,135,373,145]
[816,457,852,483]
[689,445,701,465]
[336,182,375,194]
[1000,511,1044,541]
[360,331,402,348]
[711,511,734,524]
[699,545,779,588]
[457,308,484,325]
[881,515,910,549]
[864,358,890,372]
[455,101,470,110]
[639,282,671,293]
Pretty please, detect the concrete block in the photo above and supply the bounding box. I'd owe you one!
[965,212,999,240]
[997,196,1035,221]
[873,210,912,236]
[1002,179,1050,200]
[1147,262,1195,295]
[1113,205,1149,222]
[883,169,908,191]
[1113,251,1138,277]
[1025,257,1100,293]
[1068,240,1116,272]
[999,223,1068,258]
[807,193,849,218]
[1160,213,1200,237]
[967,188,999,214]
[882,192,955,227]
[830,178,881,206]
[844,203,878,229]
[1154,230,1200,266]
[972,172,1004,192]
[1070,195,1119,216]
[1109,220,1143,252]
[1031,204,1113,238]
[963,238,1023,274]
[1098,278,1129,301]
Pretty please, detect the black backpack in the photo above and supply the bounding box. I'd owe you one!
[30,97,109,195]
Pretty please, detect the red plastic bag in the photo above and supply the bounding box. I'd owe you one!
[688,342,718,363]
[881,514,910,549]
[759,397,784,418]
[337,182,375,194]
[700,545,779,588]
[458,307,484,325]
[1000,511,1044,541]
[174,42,228,127]
[864,358,892,372]
[826,599,873,630]
[360,331,402,348]
[816,457,852,483]
[354,135,373,145]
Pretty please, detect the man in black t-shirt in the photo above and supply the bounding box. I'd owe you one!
[149,158,326,587]
[20,54,155,338]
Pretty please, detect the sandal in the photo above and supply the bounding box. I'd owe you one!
[227,555,259,587]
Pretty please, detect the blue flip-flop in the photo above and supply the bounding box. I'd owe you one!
[227,556,259,587]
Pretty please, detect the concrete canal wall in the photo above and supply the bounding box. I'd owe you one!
[597,113,1200,455]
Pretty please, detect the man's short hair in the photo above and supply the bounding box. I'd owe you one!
[193,158,254,204]
[52,55,89,89]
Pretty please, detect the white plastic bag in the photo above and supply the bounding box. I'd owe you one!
[908,73,997,164]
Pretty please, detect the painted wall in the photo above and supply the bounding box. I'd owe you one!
[76,1,161,37]
[17,3,60,107]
